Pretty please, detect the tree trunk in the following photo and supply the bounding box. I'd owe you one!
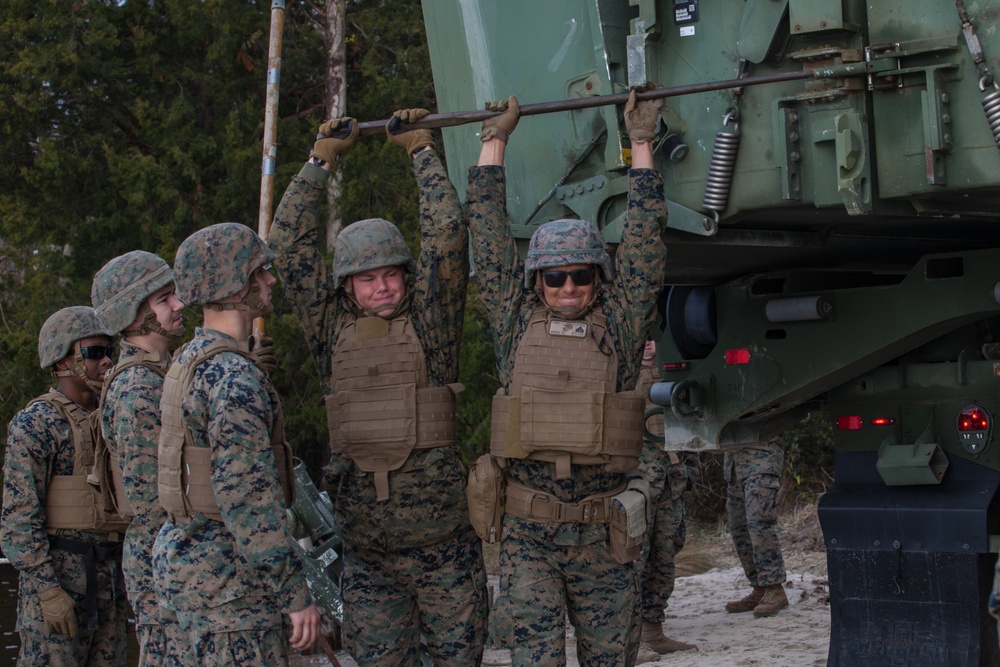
[323,0,347,251]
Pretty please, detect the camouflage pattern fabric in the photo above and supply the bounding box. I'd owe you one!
[466,164,667,665]
[151,328,311,651]
[492,532,640,666]
[724,441,786,588]
[635,367,696,624]
[100,340,187,664]
[341,533,488,666]
[269,151,487,663]
[990,560,1000,644]
[176,600,290,667]
[2,395,127,665]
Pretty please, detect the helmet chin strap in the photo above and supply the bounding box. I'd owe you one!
[204,277,273,318]
[51,342,103,392]
[123,305,185,339]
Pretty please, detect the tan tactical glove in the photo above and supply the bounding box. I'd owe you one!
[386,109,436,155]
[39,586,78,638]
[624,82,663,143]
[481,95,520,143]
[310,118,359,164]
[249,335,277,377]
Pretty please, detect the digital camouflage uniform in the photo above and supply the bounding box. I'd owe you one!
[101,340,188,665]
[269,153,488,666]
[725,441,786,588]
[989,562,1000,643]
[467,163,667,666]
[634,365,697,626]
[2,351,128,664]
[152,327,311,666]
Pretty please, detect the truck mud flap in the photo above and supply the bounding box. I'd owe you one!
[819,452,1000,667]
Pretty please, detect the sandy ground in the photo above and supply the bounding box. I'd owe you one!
[303,504,832,667]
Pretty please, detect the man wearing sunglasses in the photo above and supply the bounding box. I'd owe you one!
[153,223,320,663]
[269,111,487,665]
[2,306,129,666]
[91,250,187,664]
[466,86,667,666]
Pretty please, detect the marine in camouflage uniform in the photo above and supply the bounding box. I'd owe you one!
[467,91,667,666]
[634,342,698,657]
[989,563,1000,643]
[723,439,789,617]
[268,112,487,667]
[1,306,127,666]
[92,250,188,665]
[152,223,319,665]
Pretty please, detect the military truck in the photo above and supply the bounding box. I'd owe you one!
[421,1,1000,665]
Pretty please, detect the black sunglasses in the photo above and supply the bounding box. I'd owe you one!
[79,345,114,360]
[541,268,597,288]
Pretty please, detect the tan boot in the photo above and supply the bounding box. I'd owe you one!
[640,621,698,653]
[635,645,660,664]
[752,584,789,617]
[724,586,765,613]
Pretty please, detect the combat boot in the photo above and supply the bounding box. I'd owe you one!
[641,621,698,653]
[635,645,660,664]
[724,586,765,613]
[752,584,789,617]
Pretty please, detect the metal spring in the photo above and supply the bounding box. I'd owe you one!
[983,84,1000,148]
[702,124,741,219]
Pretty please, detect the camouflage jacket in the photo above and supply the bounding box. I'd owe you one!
[152,328,310,616]
[269,151,472,551]
[466,164,667,545]
[1,393,124,600]
[100,340,171,623]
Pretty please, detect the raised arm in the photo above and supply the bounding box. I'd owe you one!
[269,120,358,373]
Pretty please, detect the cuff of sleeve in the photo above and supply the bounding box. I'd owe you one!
[282,580,313,615]
[298,161,332,184]
[25,563,60,592]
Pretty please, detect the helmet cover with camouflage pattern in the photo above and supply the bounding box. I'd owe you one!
[173,223,275,306]
[332,218,414,290]
[38,306,107,369]
[524,218,614,288]
[91,250,174,335]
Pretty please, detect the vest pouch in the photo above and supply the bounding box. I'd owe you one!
[607,484,648,565]
[602,390,646,473]
[331,384,417,472]
[467,453,505,544]
[44,476,98,530]
[519,386,604,457]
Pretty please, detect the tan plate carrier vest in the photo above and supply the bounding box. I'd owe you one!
[36,392,130,538]
[491,308,645,479]
[325,314,461,501]
[95,349,171,523]
[158,340,294,522]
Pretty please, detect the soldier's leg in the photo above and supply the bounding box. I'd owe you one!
[659,499,686,608]
[566,541,640,666]
[726,467,759,586]
[496,534,569,667]
[178,603,289,667]
[342,544,423,667]
[639,491,674,624]
[16,583,100,667]
[404,532,489,666]
[85,592,129,666]
[742,471,786,587]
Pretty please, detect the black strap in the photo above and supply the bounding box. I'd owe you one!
[47,536,122,631]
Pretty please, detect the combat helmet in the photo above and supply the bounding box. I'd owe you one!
[524,218,614,288]
[92,250,180,337]
[173,223,275,312]
[332,218,414,290]
[38,306,107,369]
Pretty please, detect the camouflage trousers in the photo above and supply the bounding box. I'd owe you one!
[342,530,488,666]
[16,590,128,667]
[493,532,640,667]
[636,443,688,624]
[175,599,291,667]
[989,555,1000,645]
[135,606,193,667]
[725,445,786,588]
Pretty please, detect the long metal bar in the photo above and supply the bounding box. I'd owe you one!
[255,0,286,340]
[356,66,868,137]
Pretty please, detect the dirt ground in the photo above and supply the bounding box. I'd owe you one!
[300,500,831,667]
